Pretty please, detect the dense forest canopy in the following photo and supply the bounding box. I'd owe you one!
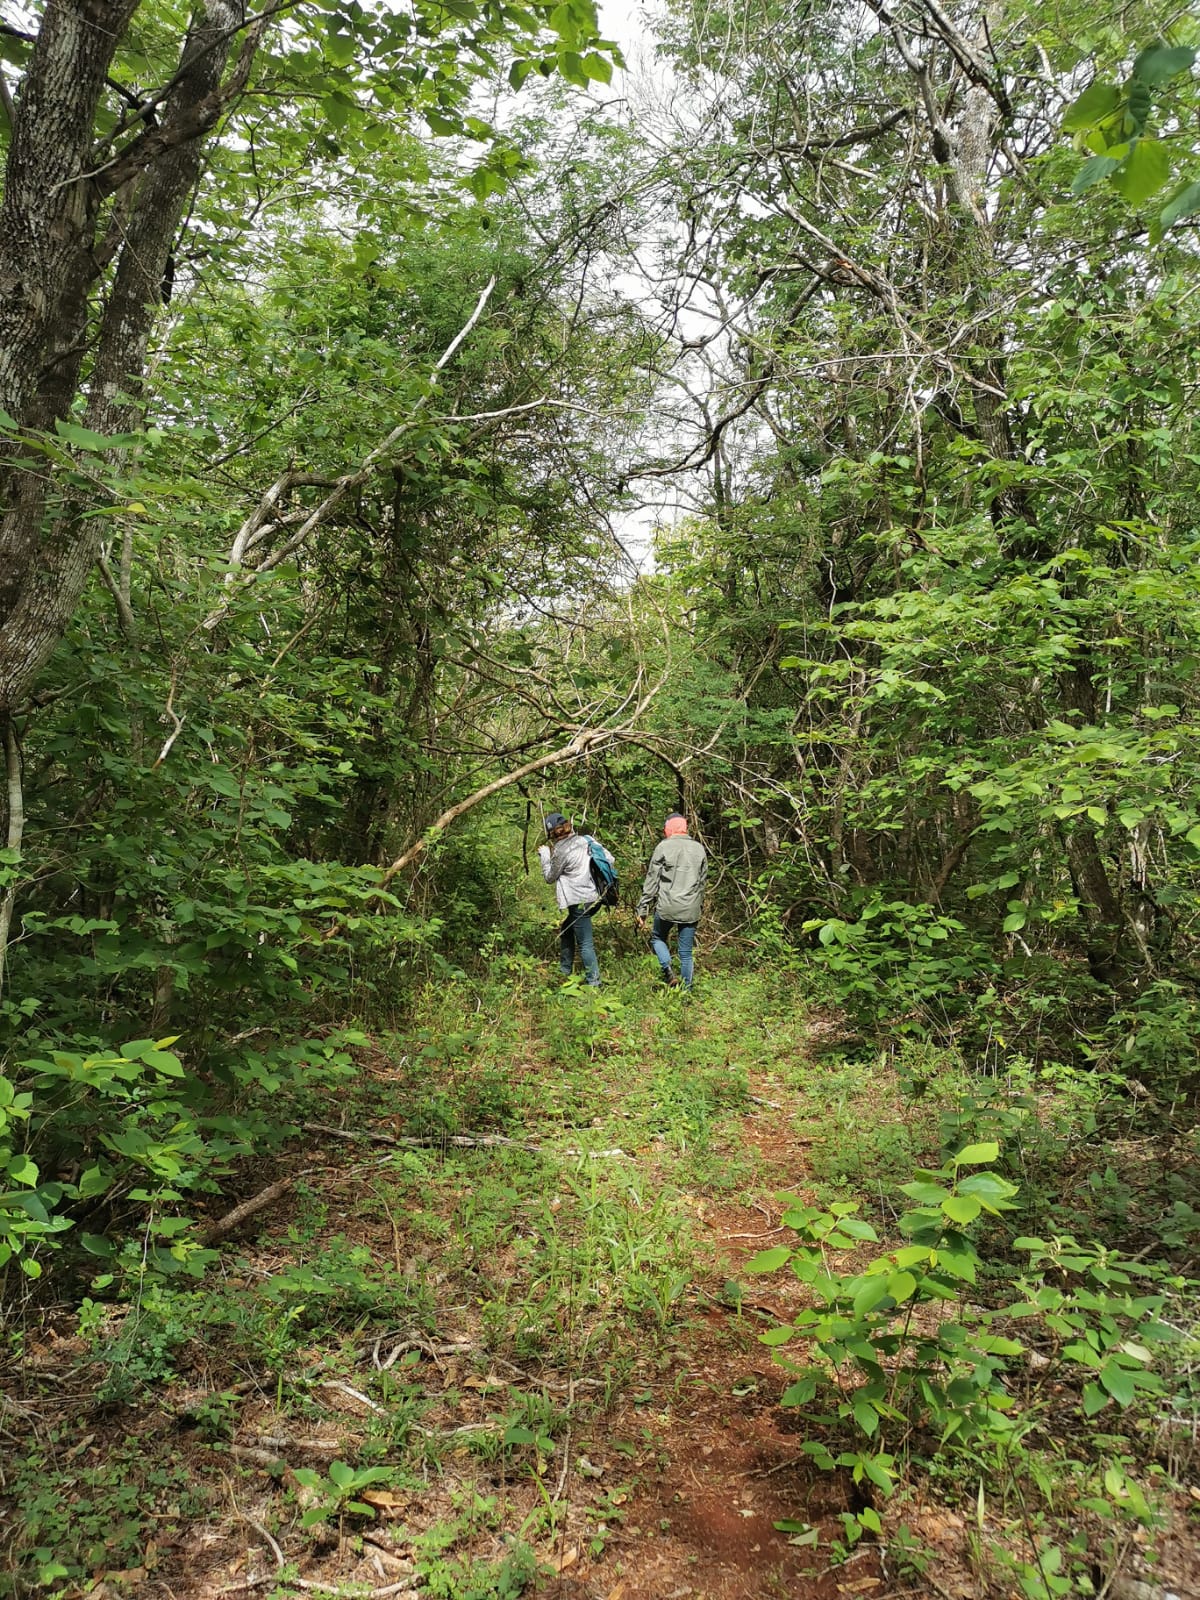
[2,1,1199,1595]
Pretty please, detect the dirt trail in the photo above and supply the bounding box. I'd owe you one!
[545,1078,894,1600]
[9,998,956,1600]
[165,1064,901,1599]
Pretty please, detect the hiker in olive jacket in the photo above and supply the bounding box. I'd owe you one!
[636,812,707,989]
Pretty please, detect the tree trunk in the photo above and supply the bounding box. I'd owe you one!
[0,1,254,714]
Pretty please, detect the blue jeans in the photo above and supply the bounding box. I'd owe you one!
[652,916,696,988]
[560,904,601,985]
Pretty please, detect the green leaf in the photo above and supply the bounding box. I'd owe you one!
[322,90,357,129]
[1062,80,1121,132]
[557,48,591,87]
[759,1326,794,1347]
[942,1193,982,1225]
[581,51,612,83]
[7,1154,38,1187]
[76,1166,110,1198]
[887,1269,918,1302]
[780,1378,817,1407]
[1099,1364,1136,1406]
[899,1181,949,1204]
[1131,44,1196,86]
[954,1142,999,1165]
[852,1399,879,1436]
[745,1245,791,1274]
[853,1275,892,1316]
[837,1216,880,1241]
[1111,139,1171,206]
[862,1455,895,1493]
[1126,79,1153,131]
[55,420,112,451]
[1002,908,1027,933]
[1071,154,1119,194]
[1161,180,1200,227]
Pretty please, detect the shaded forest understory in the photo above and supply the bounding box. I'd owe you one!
[3,0,1200,1595]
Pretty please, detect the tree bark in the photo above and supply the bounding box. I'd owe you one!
[0,2,258,714]
[0,715,24,999]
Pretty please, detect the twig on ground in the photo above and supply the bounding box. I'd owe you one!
[199,1171,313,1244]
[302,1122,626,1159]
[224,1509,420,1594]
[227,1444,288,1468]
[319,1379,386,1415]
[252,1434,342,1453]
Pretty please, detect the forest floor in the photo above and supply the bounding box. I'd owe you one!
[4,957,1197,1599]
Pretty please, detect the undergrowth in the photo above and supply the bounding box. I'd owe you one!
[2,955,1197,1599]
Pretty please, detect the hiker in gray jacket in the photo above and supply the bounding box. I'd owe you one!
[636,812,707,989]
[538,811,613,987]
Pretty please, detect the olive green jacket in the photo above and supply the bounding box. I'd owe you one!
[637,834,708,923]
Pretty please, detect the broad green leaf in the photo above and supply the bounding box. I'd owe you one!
[954,1142,999,1165]
[759,1326,794,1347]
[1071,154,1119,193]
[1099,1364,1136,1405]
[899,1181,949,1204]
[558,49,591,87]
[942,1193,982,1224]
[780,1378,817,1407]
[1161,180,1200,227]
[1131,44,1196,86]
[887,1270,918,1302]
[853,1274,892,1316]
[1111,139,1171,206]
[837,1216,880,1241]
[7,1154,38,1186]
[745,1245,791,1273]
[852,1399,879,1436]
[55,420,112,451]
[1062,80,1120,132]
[1002,908,1026,933]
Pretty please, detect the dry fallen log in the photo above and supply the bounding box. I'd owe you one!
[199,1172,313,1244]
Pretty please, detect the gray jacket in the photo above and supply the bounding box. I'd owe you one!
[539,832,614,911]
[637,834,708,923]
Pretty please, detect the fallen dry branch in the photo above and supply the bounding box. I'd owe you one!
[228,1510,419,1596]
[301,1122,626,1160]
[199,1171,313,1244]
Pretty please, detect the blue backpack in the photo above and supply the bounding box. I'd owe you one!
[584,836,620,909]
